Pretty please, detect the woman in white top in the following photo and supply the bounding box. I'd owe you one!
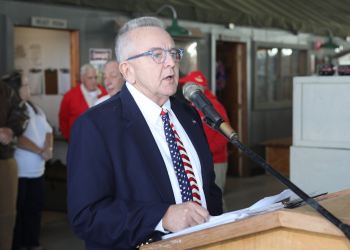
[12,77,53,250]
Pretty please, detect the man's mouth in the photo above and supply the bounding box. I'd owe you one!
[163,75,174,81]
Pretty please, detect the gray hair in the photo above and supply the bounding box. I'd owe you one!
[115,16,164,63]
[80,64,96,77]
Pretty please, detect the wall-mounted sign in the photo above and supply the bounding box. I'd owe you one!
[31,16,68,29]
[89,48,112,63]
[89,48,113,85]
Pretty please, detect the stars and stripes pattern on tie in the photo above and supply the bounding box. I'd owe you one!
[160,109,202,205]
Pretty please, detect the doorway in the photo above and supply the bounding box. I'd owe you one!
[14,26,79,90]
[216,41,249,177]
[14,26,79,132]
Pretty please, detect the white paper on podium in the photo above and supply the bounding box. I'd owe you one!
[162,189,294,240]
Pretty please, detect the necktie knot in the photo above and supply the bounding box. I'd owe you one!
[160,108,167,116]
[160,108,169,121]
[160,109,171,125]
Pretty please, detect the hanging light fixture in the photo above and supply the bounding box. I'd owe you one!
[156,4,189,36]
[320,30,339,50]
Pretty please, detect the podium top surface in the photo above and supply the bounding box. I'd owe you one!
[142,188,350,250]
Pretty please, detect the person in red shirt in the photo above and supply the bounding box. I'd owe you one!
[179,70,229,193]
[59,64,107,141]
[94,61,125,105]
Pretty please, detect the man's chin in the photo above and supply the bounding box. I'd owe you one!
[163,84,177,95]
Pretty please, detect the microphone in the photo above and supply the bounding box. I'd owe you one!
[182,82,238,141]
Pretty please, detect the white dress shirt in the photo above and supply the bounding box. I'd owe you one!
[126,82,207,231]
[94,94,110,106]
[80,84,101,107]
[126,82,207,208]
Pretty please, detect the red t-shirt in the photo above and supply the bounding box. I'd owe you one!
[196,90,229,164]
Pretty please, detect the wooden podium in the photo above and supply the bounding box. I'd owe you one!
[142,189,350,250]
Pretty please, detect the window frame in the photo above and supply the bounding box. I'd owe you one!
[252,42,309,110]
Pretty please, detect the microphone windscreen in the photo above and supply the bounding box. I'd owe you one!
[182,82,203,101]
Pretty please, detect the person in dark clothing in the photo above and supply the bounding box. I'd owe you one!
[0,71,28,250]
[67,16,222,249]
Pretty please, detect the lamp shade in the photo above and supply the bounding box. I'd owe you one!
[156,4,189,37]
[320,36,339,49]
[166,18,189,36]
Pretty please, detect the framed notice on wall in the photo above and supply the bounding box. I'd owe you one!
[89,48,112,64]
[28,68,43,95]
[89,48,112,84]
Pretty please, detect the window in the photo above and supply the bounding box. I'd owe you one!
[254,44,308,109]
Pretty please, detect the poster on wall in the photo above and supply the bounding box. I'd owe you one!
[15,45,27,69]
[58,68,71,94]
[28,68,43,95]
[44,69,58,95]
[29,44,43,67]
[89,48,112,84]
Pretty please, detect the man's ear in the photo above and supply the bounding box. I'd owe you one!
[119,62,136,84]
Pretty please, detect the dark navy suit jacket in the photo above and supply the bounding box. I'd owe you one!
[67,85,223,249]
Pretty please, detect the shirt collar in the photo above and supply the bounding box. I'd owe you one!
[80,84,101,107]
[81,83,101,96]
[126,82,172,125]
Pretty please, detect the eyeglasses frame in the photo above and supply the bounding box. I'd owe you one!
[126,47,184,64]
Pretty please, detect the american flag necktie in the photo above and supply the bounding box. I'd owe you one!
[160,109,201,205]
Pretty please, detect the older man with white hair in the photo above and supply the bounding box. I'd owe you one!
[59,64,107,141]
[67,16,223,249]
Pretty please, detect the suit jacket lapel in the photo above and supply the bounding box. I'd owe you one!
[119,87,175,204]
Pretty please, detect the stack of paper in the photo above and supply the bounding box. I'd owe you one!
[163,189,295,240]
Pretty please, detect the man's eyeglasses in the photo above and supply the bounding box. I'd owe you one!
[126,48,184,64]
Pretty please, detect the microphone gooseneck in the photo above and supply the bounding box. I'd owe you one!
[182,81,350,240]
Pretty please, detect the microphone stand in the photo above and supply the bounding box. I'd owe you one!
[214,122,350,240]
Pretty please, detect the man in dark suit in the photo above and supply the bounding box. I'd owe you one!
[67,16,223,250]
